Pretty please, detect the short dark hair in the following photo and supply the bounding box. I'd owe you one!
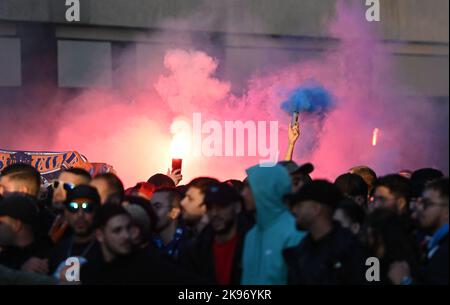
[334,173,368,198]
[424,178,449,202]
[0,163,41,196]
[187,177,220,194]
[93,173,125,198]
[224,179,245,193]
[62,168,91,181]
[153,187,181,209]
[336,198,366,225]
[147,173,175,188]
[93,203,130,230]
[411,168,444,198]
[374,174,412,202]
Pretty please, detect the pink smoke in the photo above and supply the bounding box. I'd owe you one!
[0,1,447,187]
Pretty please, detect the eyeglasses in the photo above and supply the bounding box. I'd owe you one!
[66,201,96,214]
[53,181,76,191]
[417,198,447,210]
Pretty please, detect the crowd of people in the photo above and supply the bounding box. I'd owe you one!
[0,125,448,285]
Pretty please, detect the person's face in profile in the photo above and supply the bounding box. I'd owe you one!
[180,187,206,224]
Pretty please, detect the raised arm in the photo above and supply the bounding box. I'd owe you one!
[284,122,300,161]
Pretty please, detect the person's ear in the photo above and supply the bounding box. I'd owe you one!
[351,223,361,235]
[168,207,181,220]
[397,197,407,213]
[11,219,23,233]
[95,229,104,243]
[235,202,242,215]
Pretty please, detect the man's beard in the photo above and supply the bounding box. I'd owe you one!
[295,221,308,232]
[213,218,236,236]
[75,227,94,239]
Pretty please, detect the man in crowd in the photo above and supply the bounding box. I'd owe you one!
[181,182,246,285]
[241,164,305,285]
[151,187,189,260]
[0,194,50,274]
[52,168,91,210]
[180,177,220,237]
[278,161,313,193]
[49,168,92,244]
[49,185,102,280]
[364,208,419,284]
[0,163,41,197]
[0,163,54,247]
[333,198,366,236]
[371,174,412,215]
[90,173,124,205]
[122,199,152,249]
[389,178,448,285]
[81,204,201,284]
[411,168,444,199]
[334,173,369,209]
[349,166,377,195]
[284,180,368,284]
[409,168,444,216]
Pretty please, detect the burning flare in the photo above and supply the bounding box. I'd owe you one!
[372,128,379,146]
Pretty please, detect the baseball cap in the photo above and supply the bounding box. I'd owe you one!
[286,180,344,210]
[123,204,151,235]
[204,182,242,207]
[0,193,39,227]
[278,161,314,176]
[65,185,100,205]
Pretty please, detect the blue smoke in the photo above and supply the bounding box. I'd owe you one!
[281,82,334,116]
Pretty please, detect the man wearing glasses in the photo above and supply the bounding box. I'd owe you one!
[49,185,102,281]
[369,174,411,215]
[389,178,449,285]
[51,168,91,211]
[48,168,92,244]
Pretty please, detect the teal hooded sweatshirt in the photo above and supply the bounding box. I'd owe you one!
[241,164,306,285]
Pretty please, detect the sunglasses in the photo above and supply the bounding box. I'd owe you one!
[53,181,76,191]
[66,201,96,213]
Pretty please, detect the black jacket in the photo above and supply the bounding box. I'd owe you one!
[81,246,204,285]
[416,233,449,285]
[283,224,370,285]
[179,225,246,285]
[48,235,102,275]
[0,241,51,270]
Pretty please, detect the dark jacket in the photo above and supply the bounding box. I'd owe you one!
[0,242,51,270]
[283,224,369,285]
[48,235,102,276]
[179,225,246,285]
[81,246,204,285]
[416,233,448,285]
[152,226,195,262]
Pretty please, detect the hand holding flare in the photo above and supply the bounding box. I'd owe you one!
[285,112,300,161]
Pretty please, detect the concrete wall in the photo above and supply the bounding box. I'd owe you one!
[0,0,448,42]
[0,0,448,96]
